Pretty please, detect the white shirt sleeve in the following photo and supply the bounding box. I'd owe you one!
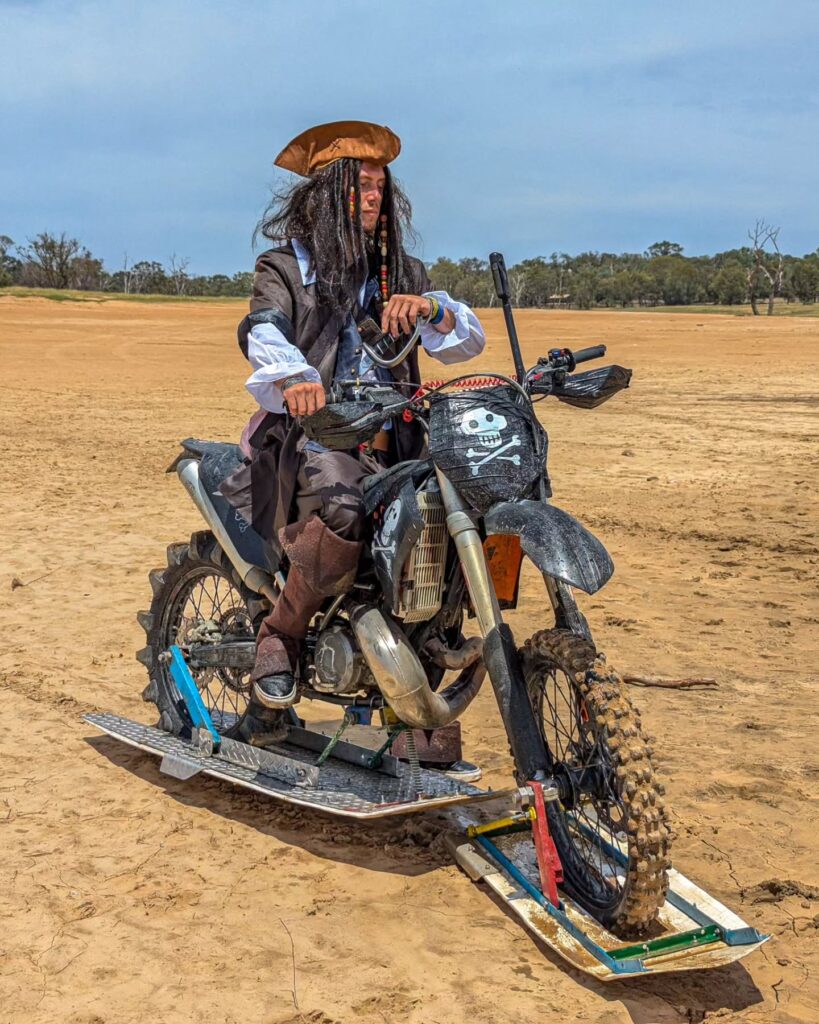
[244,322,321,414]
[419,290,486,365]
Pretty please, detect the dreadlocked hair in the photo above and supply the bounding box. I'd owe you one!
[256,158,417,319]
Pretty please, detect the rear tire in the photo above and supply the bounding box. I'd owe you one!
[520,628,671,935]
[137,531,267,738]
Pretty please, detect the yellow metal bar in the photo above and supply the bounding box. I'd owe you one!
[467,809,534,837]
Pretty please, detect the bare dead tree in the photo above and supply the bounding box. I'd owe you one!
[121,252,133,295]
[747,220,784,316]
[168,253,190,296]
[508,268,527,305]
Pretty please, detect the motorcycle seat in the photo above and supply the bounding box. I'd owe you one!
[180,437,238,460]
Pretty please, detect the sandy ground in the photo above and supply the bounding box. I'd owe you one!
[1,296,817,1024]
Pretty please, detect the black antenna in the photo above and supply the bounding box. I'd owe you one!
[489,252,526,384]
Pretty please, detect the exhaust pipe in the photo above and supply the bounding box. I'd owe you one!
[351,605,485,729]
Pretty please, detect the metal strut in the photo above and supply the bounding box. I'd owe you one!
[528,780,564,907]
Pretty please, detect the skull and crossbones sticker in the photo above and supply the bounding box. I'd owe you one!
[372,499,401,556]
[460,407,521,475]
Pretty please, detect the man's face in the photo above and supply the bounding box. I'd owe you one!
[359,161,386,235]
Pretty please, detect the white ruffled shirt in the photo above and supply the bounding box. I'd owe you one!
[245,239,486,414]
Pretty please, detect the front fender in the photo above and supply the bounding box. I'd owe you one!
[484,499,613,595]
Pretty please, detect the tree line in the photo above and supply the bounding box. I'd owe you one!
[3,225,819,313]
[0,233,253,298]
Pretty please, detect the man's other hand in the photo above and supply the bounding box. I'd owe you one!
[281,377,326,417]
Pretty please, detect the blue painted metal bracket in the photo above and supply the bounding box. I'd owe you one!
[167,645,221,751]
[475,834,647,976]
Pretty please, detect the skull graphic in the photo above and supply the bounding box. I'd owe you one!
[460,407,507,448]
[374,499,401,555]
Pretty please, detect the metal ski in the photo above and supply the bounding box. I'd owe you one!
[447,796,769,980]
[84,711,503,819]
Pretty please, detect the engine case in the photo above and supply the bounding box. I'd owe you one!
[313,624,370,694]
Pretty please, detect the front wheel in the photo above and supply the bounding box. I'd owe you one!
[520,629,671,935]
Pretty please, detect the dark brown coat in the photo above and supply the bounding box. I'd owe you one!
[224,245,429,543]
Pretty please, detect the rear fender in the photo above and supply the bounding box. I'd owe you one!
[484,499,613,595]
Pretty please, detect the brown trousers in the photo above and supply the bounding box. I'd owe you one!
[291,442,377,542]
[253,443,375,678]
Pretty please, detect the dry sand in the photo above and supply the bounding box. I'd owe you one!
[1,296,817,1024]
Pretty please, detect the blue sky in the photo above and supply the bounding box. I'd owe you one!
[2,0,817,274]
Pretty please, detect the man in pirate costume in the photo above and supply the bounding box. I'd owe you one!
[227,120,485,761]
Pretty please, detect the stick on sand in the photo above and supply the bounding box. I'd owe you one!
[622,674,718,690]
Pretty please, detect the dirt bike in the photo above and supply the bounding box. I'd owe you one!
[136,252,670,936]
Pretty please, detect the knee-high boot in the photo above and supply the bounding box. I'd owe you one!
[249,516,362,711]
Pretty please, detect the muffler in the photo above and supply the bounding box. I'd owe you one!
[350,605,485,729]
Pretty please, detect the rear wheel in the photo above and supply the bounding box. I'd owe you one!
[137,531,267,737]
[520,628,671,935]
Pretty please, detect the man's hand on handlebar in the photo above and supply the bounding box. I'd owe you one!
[280,375,326,417]
[381,294,455,337]
[381,294,430,338]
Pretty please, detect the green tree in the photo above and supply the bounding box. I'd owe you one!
[21,231,82,288]
[129,260,169,293]
[0,235,21,286]
[646,241,684,258]
[571,267,601,309]
[427,257,461,294]
[710,264,747,305]
[787,257,819,303]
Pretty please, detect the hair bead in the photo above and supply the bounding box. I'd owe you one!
[379,213,389,300]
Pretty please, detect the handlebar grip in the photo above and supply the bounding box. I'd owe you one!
[489,252,510,302]
[572,345,606,365]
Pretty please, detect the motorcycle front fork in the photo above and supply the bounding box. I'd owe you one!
[435,470,551,781]
[544,576,592,640]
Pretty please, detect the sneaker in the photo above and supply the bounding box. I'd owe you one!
[435,759,482,783]
[253,672,298,709]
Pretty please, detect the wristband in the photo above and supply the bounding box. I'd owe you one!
[280,372,312,391]
[427,296,445,325]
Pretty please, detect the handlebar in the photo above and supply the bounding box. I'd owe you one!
[525,343,609,396]
[490,252,510,303]
[573,344,606,365]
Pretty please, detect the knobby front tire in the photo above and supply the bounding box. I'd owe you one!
[520,628,671,935]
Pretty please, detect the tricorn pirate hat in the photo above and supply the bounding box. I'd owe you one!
[274,120,401,177]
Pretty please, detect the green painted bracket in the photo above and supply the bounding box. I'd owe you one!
[607,924,723,962]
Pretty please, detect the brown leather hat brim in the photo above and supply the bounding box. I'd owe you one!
[274,120,401,177]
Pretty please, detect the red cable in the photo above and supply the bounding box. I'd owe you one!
[403,376,508,421]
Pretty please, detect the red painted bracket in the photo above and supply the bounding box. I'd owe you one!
[528,780,564,907]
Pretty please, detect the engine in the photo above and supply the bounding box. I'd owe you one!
[312,623,372,694]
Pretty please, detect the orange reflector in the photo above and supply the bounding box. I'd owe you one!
[483,534,524,605]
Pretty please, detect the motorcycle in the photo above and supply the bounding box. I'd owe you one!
[136,252,670,936]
